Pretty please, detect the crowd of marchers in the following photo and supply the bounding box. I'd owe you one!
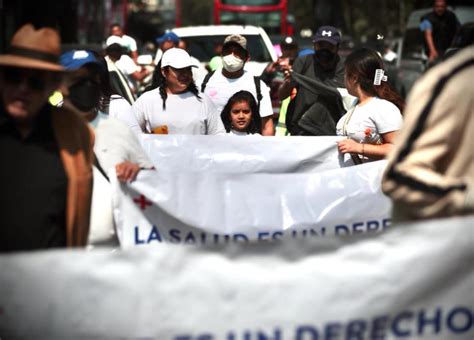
[0,0,472,252]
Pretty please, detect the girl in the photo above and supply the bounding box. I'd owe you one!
[336,48,404,162]
[221,90,262,135]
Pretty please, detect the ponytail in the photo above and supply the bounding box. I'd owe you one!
[159,79,168,110]
[374,82,405,112]
[345,48,405,113]
[186,81,202,101]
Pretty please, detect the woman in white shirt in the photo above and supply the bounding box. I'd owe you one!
[133,48,225,135]
[336,48,405,162]
[221,90,262,135]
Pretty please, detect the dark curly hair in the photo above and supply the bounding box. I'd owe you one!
[345,48,405,112]
[220,90,262,134]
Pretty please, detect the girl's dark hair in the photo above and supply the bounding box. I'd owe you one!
[158,66,201,109]
[144,63,164,92]
[345,48,405,112]
[220,90,262,134]
[96,55,115,97]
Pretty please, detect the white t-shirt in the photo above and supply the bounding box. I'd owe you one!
[115,55,141,91]
[199,70,273,118]
[108,95,142,135]
[132,88,226,135]
[228,129,261,136]
[336,97,402,144]
[90,112,153,172]
[106,34,137,53]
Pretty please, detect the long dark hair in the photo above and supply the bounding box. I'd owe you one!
[345,48,405,112]
[220,90,262,134]
[158,66,201,110]
[92,52,123,112]
[144,61,164,93]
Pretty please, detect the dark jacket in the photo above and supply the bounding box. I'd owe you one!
[421,10,460,55]
[286,54,345,135]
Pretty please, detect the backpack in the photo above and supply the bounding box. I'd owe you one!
[200,70,263,111]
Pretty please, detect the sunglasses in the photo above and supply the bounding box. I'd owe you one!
[1,67,50,91]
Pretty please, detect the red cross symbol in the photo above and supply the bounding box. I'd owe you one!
[133,195,152,210]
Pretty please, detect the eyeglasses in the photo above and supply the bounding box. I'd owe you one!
[1,67,49,91]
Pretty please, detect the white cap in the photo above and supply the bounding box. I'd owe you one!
[106,35,123,47]
[161,48,197,69]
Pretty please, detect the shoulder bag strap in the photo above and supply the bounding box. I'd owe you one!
[201,70,215,93]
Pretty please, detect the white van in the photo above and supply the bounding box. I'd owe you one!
[170,25,278,76]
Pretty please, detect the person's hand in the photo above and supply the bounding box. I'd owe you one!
[429,50,439,62]
[265,60,279,74]
[282,64,293,82]
[337,139,363,154]
[115,161,141,183]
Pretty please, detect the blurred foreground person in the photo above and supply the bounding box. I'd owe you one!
[382,46,473,222]
[134,48,225,135]
[0,24,93,252]
[60,50,153,183]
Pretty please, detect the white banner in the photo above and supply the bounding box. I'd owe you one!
[0,216,473,339]
[139,135,353,173]
[112,161,392,248]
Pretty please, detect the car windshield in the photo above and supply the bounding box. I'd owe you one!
[183,34,272,63]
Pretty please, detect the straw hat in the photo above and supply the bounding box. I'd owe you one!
[0,24,64,72]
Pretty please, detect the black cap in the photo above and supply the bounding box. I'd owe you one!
[313,26,341,45]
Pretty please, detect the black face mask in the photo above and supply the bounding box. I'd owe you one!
[68,78,101,112]
[314,49,337,65]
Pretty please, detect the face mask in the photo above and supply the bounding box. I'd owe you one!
[222,54,244,73]
[68,78,101,112]
[315,49,336,65]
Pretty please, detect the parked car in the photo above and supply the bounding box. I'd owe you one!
[396,6,474,96]
[171,25,278,77]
